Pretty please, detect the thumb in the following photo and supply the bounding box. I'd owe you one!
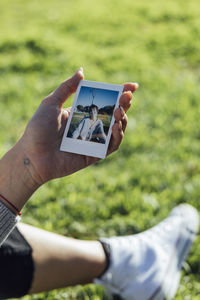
[49,68,84,107]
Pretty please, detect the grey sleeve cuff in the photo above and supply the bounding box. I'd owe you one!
[0,201,20,246]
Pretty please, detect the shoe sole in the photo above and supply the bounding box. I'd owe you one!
[148,204,199,300]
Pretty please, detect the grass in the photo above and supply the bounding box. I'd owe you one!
[0,0,200,299]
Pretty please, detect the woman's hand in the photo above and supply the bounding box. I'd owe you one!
[20,68,139,185]
[0,68,138,210]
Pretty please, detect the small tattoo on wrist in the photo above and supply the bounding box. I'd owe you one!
[24,158,30,165]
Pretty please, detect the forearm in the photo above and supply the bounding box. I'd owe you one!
[0,139,40,212]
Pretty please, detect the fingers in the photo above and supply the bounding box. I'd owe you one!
[115,81,139,123]
[114,106,128,131]
[114,90,132,133]
[46,68,84,107]
[120,83,139,112]
[60,107,71,128]
[108,110,127,154]
[119,91,132,112]
[62,108,71,120]
[108,82,139,155]
[123,82,139,93]
[107,122,124,154]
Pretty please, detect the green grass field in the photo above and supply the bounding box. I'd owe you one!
[0,0,200,299]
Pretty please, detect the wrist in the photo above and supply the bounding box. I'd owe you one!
[0,139,41,211]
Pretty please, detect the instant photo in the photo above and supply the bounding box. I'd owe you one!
[60,80,123,158]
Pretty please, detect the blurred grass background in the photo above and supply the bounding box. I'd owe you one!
[0,0,200,299]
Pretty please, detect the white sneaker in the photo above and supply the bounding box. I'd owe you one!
[94,204,199,300]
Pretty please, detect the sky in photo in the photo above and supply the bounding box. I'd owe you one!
[76,86,119,109]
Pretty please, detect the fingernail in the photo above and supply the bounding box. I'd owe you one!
[134,82,139,89]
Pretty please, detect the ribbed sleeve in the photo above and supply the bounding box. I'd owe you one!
[0,201,20,246]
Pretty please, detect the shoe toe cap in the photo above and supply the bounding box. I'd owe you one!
[170,204,199,234]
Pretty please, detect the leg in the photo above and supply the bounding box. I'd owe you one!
[95,204,199,300]
[17,223,107,294]
[4,203,198,300]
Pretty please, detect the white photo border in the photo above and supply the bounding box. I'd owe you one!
[60,80,123,159]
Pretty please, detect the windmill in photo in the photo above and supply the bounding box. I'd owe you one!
[90,88,96,106]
